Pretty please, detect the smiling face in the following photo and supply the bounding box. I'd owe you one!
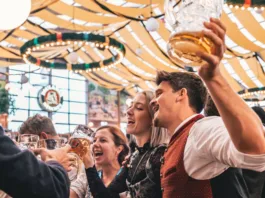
[92,129,122,166]
[151,81,180,129]
[126,93,152,136]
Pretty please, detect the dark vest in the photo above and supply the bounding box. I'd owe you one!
[243,169,265,198]
[160,114,212,198]
[211,168,249,198]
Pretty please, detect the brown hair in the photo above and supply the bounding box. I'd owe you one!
[156,71,207,113]
[95,125,129,166]
[19,114,57,136]
[204,94,220,117]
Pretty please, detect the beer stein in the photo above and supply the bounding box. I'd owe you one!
[37,138,80,182]
[18,134,39,150]
[165,0,224,67]
[69,125,94,159]
[68,125,94,181]
[37,138,63,150]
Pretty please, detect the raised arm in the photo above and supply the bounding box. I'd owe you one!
[83,147,128,198]
[0,127,70,198]
[197,18,265,155]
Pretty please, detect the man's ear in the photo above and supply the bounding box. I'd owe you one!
[175,88,188,102]
[40,132,48,139]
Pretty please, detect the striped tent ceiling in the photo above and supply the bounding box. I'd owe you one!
[1,0,265,96]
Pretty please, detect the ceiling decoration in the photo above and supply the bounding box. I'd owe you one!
[20,32,125,72]
[226,0,265,8]
[0,0,264,96]
[238,86,265,106]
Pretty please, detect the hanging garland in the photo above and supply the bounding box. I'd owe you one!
[226,0,265,9]
[238,87,265,106]
[20,33,126,72]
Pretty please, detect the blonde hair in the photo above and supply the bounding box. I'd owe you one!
[130,91,169,147]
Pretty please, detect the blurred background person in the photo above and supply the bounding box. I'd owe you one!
[19,115,89,198]
[0,125,71,198]
[204,95,265,198]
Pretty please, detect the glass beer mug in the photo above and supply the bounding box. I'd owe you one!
[69,125,94,159]
[68,125,94,181]
[18,134,39,150]
[38,139,63,150]
[165,0,224,67]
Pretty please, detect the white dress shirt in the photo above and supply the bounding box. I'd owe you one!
[173,115,265,180]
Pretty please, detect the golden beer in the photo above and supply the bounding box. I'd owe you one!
[168,31,213,67]
[69,137,91,159]
[164,0,224,67]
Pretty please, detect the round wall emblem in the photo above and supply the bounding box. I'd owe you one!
[38,85,63,112]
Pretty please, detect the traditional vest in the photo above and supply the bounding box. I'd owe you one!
[160,114,212,198]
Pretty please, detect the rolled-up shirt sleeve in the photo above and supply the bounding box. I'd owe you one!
[184,116,265,180]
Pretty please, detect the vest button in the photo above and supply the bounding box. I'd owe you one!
[160,173,163,178]
[165,148,168,152]
[161,188,164,192]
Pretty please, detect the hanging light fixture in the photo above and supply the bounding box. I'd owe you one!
[136,47,143,55]
[0,0,31,30]
[225,0,265,11]
[21,74,29,84]
[146,17,160,32]
[238,87,265,106]
[146,0,159,32]
[68,52,79,64]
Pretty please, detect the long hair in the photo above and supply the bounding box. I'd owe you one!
[130,91,169,147]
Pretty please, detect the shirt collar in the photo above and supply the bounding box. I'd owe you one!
[173,114,199,135]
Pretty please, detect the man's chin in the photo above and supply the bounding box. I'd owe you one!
[154,117,162,127]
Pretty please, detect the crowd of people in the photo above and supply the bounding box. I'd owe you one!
[1,18,265,198]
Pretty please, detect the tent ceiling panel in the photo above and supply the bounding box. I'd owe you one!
[228,58,257,88]
[49,1,126,24]
[118,28,177,72]
[0,48,20,59]
[1,0,265,94]
[220,63,242,92]
[94,0,153,18]
[233,10,265,44]
[221,13,263,52]
[34,10,100,31]
[245,57,265,86]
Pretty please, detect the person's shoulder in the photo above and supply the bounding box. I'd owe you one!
[190,116,226,139]
[195,116,224,128]
[197,116,222,123]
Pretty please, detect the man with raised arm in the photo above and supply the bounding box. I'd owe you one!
[150,18,265,198]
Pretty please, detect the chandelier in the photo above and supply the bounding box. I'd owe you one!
[20,33,126,73]
[238,87,265,106]
[225,0,265,10]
